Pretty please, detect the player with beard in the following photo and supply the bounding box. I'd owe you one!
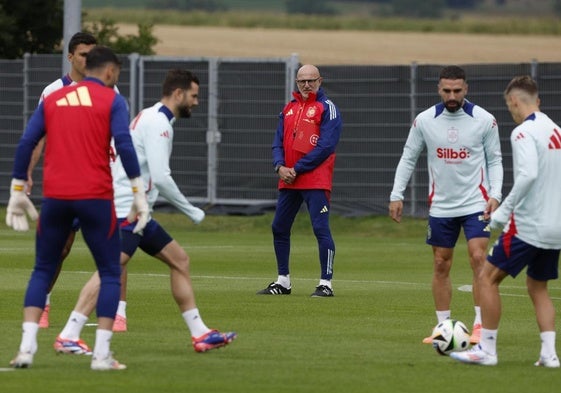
[388,65,503,345]
[54,69,237,354]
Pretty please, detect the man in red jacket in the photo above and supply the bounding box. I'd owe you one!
[257,64,343,297]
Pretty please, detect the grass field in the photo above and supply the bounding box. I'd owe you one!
[1,210,561,392]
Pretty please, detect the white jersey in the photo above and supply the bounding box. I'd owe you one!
[112,102,204,223]
[390,100,503,217]
[492,112,561,249]
[39,74,74,102]
[40,74,120,102]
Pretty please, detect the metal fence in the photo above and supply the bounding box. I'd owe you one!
[2,55,561,217]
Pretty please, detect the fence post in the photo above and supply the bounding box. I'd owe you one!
[206,58,220,205]
[23,53,31,128]
[128,53,140,119]
[285,53,299,102]
[409,61,418,216]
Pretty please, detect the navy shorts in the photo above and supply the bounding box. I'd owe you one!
[118,218,173,257]
[488,234,559,280]
[427,212,490,248]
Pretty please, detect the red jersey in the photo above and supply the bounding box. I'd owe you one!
[273,89,342,191]
[41,80,128,199]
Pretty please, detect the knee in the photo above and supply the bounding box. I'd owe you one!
[433,258,452,276]
[272,221,289,237]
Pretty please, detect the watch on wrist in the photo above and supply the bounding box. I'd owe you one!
[275,165,282,173]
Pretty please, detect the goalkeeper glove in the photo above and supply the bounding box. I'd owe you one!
[126,177,149,234]
[6,178,39,231]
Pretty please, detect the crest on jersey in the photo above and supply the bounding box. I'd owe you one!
[447,127,459,143]
[306,107,316,118]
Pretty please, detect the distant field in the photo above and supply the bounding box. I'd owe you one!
[117,23,561,65]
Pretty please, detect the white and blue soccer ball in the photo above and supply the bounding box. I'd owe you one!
[431,319,470,356]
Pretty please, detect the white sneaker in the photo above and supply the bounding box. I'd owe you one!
[450,345,498,366]
[10,352,33,368]
[534,355,560,368]
[91,354,126,371]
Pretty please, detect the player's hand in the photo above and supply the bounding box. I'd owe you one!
[187,206,205,224]
[127,177,149,234]
[6,178,38,231]
[483,197,500,220]
[489,208,508,230]
[388,200,403,223]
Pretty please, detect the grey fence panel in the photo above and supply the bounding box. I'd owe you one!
[0,59,24,197]
[320,65,412,215]
[138,58,211,203]
[1,56,560,217]
[216,60,287,204]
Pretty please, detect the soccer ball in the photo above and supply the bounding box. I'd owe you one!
[431,319,470,356]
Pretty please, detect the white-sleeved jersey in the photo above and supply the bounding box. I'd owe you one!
[112,102,204,223]
[492,112,561,249]
[39,74,120,102]
[390,100,503,217]
[39,74,74,103]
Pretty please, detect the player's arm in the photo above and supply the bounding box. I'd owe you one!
[6,104,46,231]
[272,111,286,170]
[144,122,205,224]
[490,130,537,228]
[110,95,148,233]
[483,117,503,204]
[389,117,426,204]
[26,136,46,195]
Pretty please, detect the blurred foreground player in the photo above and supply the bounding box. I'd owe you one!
[7,46,148,370]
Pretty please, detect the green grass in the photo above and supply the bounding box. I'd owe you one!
[1,211,561,392]
[83,7,561,35]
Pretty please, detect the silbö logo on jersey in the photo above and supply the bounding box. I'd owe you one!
[436,127,470,163]
[436,147,470,163]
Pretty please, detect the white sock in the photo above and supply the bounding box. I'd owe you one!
[436,310,451,323]
[183,308,210,338]
[540,331,557,358]
[93,329,113,360]
[116,301,127,318]
[473,306,482,326]
[45,293,51,306]
[480,328,497,355]
[19,322,39,354]
[319,279,332,289]
[59,311,88,340]
[276,275,291,289]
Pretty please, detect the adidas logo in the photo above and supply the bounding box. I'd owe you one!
[55,86,92,107]
[320,205,328,214]
[548,128,561,149]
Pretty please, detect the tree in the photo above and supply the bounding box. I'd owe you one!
[0,0,63,59]
[84,19,158,55]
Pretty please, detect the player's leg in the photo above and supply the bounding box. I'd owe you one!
[129,220,236,352]
[113,262,128,332]
[527,248,560,367]
[54,270,99,355]
[40,220,79,328]
[258,189,302,294]
[422,216,460,343]
[449,259,505,366]
[463,212,492,343]
[304,189,335,297]
[76,200,125,370]
[11,199,73,368]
